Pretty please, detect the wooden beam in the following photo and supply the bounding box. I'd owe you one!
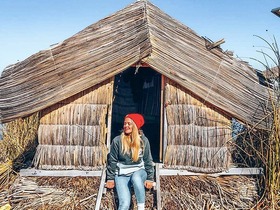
[162,106,168,162]
[206,38,225,50]
[155,163,162,210]
[131,62,150,67]
[20,169,102,177]
[159,75,165,162]
[20,166,263,177]
[106,103,113,151]
[95,167,107,210]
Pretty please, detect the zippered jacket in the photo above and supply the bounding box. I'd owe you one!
[106,133,154,181]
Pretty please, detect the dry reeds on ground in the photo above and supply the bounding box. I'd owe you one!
[160,175,259,210]
[0,175,259,210]
[0,176,153,210]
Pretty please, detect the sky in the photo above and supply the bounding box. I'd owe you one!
[0,0,279,74]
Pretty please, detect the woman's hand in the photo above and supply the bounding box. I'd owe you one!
[144,180,154,189]
[105,180,115,189]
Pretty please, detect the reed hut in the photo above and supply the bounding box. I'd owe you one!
[0,0,272,174]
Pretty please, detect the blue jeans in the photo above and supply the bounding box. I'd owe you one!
[115,169,147,210]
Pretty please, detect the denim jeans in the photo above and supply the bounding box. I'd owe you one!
[115,169,147,210]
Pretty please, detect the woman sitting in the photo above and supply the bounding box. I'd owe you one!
[106,113,154,210]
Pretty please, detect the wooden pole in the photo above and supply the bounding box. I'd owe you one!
[163,101,168,163]
[95,167,107,210]
[155,163,162,210]
[159,75,165,162]
[106,79,114,151]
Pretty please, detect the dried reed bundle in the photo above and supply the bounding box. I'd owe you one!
[0,114,39,190]
[164,145,230,173]
[166,104,230,127]
[0,160,14,187]
[8,177,73,210]
[0,113,39,162]
[33,145,107,170]
[34,79,111,170]
[167,124,231,147]
[164,81,232,172]
[38,125,102,146]
[40,104,108,125]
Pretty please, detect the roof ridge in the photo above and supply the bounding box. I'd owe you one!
[141,0,153,61]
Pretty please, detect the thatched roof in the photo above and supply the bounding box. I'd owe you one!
[0,0,272,129]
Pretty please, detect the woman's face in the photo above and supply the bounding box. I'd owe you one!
[123,117,134,135]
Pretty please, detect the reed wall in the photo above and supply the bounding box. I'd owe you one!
[33,79,113,170]
[164,79,232,173]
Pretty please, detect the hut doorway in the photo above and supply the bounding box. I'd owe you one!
[111,67,161,162]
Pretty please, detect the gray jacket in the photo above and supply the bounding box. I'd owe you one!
[106,133,154,181]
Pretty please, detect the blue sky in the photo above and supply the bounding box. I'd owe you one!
[0,0,279,74]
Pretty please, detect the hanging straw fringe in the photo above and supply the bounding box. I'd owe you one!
[40,104,108,125]
[33,145,107,170]
[164,145,230,173]
[167,124,231,147]
[38,125,102,146]
[166,104,230,127]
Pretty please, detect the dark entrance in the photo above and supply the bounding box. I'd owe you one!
[111,67,161,162]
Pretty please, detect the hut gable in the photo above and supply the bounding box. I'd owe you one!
[0,0,272,129]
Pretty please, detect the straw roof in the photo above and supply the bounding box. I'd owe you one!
[0,0,272,129]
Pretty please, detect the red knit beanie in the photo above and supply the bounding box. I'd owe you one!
[125,113,145,129]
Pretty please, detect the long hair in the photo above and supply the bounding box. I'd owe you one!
[121,122,142,162]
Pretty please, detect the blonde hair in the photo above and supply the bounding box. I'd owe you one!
[121,122,142,162]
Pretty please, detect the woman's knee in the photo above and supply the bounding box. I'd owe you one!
[132,169,147,181]
[131,169,147,187]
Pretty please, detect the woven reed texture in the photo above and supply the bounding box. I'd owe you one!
[164,79,232,172]
[33,79,113,169]
[0,1,271,130]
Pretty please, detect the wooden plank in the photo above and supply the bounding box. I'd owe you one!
[163,105,168,162]
[159,165,263,176]
[20,167,263,177]
[155,163,162,210]
[131,62,151,67]
[106,78,114,151]
[95,167,107,210]
[20,168,102,177]
[106,103,113,151]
